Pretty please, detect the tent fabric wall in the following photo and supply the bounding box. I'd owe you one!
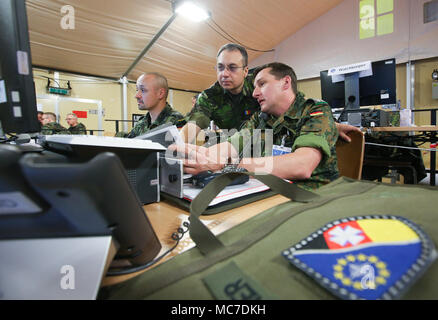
[250,0,438,81]
[26,0,344,92]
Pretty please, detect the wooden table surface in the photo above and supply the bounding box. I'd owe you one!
[367,126,438,132]
[101,193,289,286]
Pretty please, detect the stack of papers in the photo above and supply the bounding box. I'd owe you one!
[182,178,270,207]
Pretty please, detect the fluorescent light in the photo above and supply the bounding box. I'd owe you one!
[175,1,210,22]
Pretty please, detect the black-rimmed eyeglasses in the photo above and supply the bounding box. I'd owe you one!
[215,64,247,73]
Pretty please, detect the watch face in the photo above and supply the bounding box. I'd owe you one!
[433,70,438,81]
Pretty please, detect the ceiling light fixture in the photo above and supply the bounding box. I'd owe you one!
[122,0,210,78]
[175,1,210,22]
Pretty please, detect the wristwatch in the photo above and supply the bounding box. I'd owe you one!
[222,163,247,173]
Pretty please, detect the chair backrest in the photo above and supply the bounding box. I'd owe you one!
[335,130,365,179]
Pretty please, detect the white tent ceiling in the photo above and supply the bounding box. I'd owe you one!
[26,0,344,92]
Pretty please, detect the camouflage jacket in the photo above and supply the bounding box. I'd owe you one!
[67,123,87,135]
[229,92,339,190]
[126,103,185,138]
[185,75,260,130]
[40,122,69,135]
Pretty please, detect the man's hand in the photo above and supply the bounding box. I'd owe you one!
[336,123,362,143]
[168,143,231,175]
[180,122,202,144]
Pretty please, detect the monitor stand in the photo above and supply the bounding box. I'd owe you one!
[0,236,118,299]
[344,72,361,127]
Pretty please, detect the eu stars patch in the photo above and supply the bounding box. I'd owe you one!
[282,216,437,300]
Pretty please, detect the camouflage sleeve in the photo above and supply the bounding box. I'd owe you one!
[185,91,213,129]
[78,123,87,134]
[41,123,68,135]
[126,118,148,138]
[40,124,53,135]
[227,113,259,155]
[164,111,185,126]
[292,102,338,159]
[68,123,87,135]
[56,126,69,135]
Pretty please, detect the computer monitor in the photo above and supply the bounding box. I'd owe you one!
[0,145,161,266]
[320,58,397,109]
[0,0,40,134]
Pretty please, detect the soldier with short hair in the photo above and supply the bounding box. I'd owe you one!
[41,112,68,135]
[181,43,360,145]
[66,113,87,135]
[181,43,259,143]
[121,72,185,138]
[171,62,339,190]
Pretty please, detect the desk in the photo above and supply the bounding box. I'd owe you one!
[366,126,438,186]
[368,126,438,132]
[101,194,289,287]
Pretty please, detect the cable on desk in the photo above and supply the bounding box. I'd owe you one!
[365,142,436,152]
[0,134,18,144]
[106,221,190,276]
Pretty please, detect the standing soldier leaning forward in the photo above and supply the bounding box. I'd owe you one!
[172,62,339,191]
[180,43,361,145]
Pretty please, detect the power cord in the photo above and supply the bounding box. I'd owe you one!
[0,133,18,144]
[365,142,436,152]
[106,221,190,276]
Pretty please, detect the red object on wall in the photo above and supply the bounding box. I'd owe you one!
[73,111,87,118]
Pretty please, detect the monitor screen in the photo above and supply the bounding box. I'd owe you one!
[320,58,397,108]
[0,145,162,266]
[0,0,40,134]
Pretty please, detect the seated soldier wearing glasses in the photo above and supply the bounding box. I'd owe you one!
[180,43,360,145]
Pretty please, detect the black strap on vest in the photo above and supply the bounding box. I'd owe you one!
[189,172,320,255]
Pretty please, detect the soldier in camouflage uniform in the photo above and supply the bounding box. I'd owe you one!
[181,43,259,143]
[119,72,185,138]
[66,113,87,135]
[173,62,339,190]
[40,112,68,135]
[185,74,259,131]
[126,103,185,138]
[68,122,87,135]
[182,43,359,145]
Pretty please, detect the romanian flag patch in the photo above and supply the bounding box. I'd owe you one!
[282,216,437,300]
[244,110,252,116]
[310,111,324,117]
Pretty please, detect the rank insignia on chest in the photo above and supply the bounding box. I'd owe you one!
[282,216,437,300]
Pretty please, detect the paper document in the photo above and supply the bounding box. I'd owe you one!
[44,135,166,151]
[183,178,270,207]
[135,124,184,147]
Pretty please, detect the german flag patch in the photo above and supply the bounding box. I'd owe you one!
[282,216,437,300]
[310,111,324,117]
